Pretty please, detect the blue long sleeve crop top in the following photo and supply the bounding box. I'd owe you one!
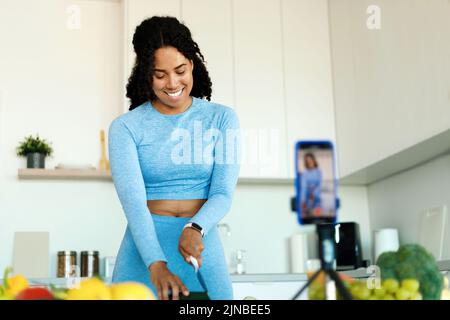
[300,168,322,204]
[108,97,241,268]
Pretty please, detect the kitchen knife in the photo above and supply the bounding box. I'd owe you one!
[189,256,207,291]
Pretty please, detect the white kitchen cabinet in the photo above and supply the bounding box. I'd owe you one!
[232,281,307,300]
[122,0,338,179]
[123,0,180,112]
[181,0,234,109]
[329,0,450,179]
[232,0,288,178]
[282,0,337,178]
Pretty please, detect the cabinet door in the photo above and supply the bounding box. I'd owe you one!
[329,0,450,178]
[232,0,288,178]
[282,0,337,179]
[181,0,234,109]
[232,281,307,300]
[123,0,180,112]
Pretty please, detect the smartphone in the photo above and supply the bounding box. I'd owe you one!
[295,140,337,225]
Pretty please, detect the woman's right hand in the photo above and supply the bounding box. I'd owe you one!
[149,261,189,300]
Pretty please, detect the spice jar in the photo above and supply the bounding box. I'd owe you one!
[57,251,77,278]
[80,251,99,277]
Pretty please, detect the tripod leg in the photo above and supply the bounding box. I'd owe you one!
[328,270,352,300]
[291,270,322,300]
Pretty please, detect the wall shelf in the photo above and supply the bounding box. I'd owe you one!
[18,168,112,180]
[17,168,295,185]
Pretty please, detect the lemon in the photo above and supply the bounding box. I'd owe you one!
[66,278,111,300]
[109,282,156,300]
[5,275,29,297]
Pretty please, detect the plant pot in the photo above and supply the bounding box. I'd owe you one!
[26,153,45,169]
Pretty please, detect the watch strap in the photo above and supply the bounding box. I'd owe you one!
[183,222,204,237]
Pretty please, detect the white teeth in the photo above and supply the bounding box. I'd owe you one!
[167,89,183,97]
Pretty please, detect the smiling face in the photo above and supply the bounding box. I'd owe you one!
[305,154,317,169]
[151,46,194,114]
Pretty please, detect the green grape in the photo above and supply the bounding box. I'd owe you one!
[383,294,395,300]
[401,279,420,293]
[395,288,411,300]
[368,295,378,300]
[358,286,371,300]
[349,285,371,300]
[373,287,386,298]
[383,279,399,293]
[410,292,422,300]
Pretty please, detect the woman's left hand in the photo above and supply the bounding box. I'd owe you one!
[179,228,204,268]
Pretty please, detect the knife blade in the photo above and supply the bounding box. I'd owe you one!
[189,256,207,291]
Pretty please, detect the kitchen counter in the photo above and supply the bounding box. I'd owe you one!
[9,260,450,288]
[22,267,370,288]
[230,267,370,282]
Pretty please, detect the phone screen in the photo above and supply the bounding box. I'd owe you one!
[296,141,337,225]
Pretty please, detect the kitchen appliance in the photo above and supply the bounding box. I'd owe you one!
[335,222,365,270]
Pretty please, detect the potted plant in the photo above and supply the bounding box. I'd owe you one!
[16,134,54,169]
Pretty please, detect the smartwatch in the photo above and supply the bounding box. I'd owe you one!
[183,222,204,237]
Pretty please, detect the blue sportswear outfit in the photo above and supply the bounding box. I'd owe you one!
[300,168,322,214]
[108,97,240,299]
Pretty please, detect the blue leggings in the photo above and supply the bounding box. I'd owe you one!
[112,214,233,300]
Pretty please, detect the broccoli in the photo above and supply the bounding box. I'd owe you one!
[376,244,444,300]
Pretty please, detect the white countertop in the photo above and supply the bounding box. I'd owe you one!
[21,267,369,287]
[7,260,450,287]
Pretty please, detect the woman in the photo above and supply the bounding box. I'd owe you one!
[108,16,240,300]
[300,153,322,218]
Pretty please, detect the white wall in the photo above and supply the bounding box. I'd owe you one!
[0,0,125,277]
[222,184,371,274]
[0,0,371,277]
[368,153,450,262]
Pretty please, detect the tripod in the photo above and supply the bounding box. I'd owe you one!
[291,224,353,300]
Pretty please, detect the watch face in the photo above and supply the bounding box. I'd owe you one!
[192,223,202,231]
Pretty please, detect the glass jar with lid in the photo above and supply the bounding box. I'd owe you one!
[80,251,99,277]
[57,251,77,278]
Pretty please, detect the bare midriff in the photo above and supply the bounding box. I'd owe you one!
[147,199,207,218]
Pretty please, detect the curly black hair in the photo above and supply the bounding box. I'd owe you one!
[126,16,212,110]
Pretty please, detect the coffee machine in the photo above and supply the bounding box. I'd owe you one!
[334,222,367,270]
